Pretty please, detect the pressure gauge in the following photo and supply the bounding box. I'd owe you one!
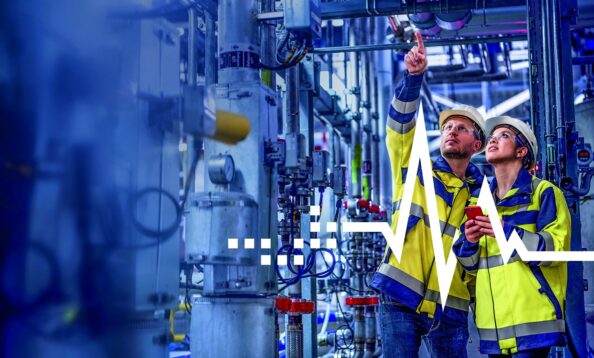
[208,154,235,185]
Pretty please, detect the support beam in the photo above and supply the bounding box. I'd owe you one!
[319,0,525,20]
[312,35,527,54]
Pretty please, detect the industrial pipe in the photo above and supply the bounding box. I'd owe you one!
[311,35,527,54]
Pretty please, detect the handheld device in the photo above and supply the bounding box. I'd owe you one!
[464,205,483,220]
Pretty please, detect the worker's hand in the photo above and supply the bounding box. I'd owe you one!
[405,32,427,75]
[464,219,483,243]
[472,216,504,237]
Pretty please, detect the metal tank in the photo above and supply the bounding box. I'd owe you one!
[190,297,276,358]
[185,191,274,295]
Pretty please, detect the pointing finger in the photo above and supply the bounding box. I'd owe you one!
[415,32,425,52]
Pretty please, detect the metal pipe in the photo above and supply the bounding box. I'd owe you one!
[373,17,393,213]
[543,0,558,183]
[188,7,197,86]
[333,129,342,167]
[218,0,260,84]
[364,306,377,357]
[562,169,594,196]
[328,21,334,88]
[287,314,304,358]
[361,21,372,201]
[205,10,216,86]
[319,0,525,19]
[286,66,300,135]
[551,0,567,180]
[312,35,527,54]
[354,306,365,357]
[369,53,381,205]
[260,0,276,89]
[349,20,362,199]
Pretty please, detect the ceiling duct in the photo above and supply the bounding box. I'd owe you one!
[407,12,441,35]
[435,10,472,31]
[407,0,440,35]
[406,0,473,35]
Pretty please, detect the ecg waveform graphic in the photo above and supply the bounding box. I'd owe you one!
[336,103,594,308]
[227,104,594,307]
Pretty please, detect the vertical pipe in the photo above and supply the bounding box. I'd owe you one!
[349,19,362,199]
[328,21,334,88]
[354,307,365,357]
[188,8,197,87]
[370,60,381,205]
[260,0,276,89]
[361,22,372,202]
[205,10,216,86]
[218,0,260,84]
[481,81,491,113]
[373,17,393,213]
[332,129,342,167]
[286,66,301,135]
[287,314,304,358]
[542,0,558,183]
[364,306,377,358]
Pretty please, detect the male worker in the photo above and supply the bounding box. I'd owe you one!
[369,32,487,357]
[453,116,570,357]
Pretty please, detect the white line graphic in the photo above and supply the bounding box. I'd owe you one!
[340,103,594,308]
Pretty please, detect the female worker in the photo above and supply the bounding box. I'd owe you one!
[453,116,571,357]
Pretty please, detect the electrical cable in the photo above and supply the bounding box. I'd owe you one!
[334,291,354,349]
[260,35,310,71]
[130,187,182,240]
[128,143,200,249]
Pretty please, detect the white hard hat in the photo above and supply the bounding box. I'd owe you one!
[485,116,538,169]
[439,104,487,152]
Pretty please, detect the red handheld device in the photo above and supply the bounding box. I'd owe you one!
[464,206,483,220]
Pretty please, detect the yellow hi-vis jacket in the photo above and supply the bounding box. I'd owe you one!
[453,168,570,354]
[369,71,483,325]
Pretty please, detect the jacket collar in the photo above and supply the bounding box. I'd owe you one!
[489,167,534,204]
[433,156,484,188]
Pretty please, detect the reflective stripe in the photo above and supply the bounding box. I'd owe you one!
[440,221,458,238]
[393,200,458,238]
[516,203,530,212]
[409,202,425,220]
[541,231,554,251]
[479,254,521,269]
[522,231,542,251]
[388,117,416,134]
[458,251,480,269]
[424,289,470,311]
[377,264,425,295]
[478,319,565,341]
[392,97,419,114]
[533,177,543,190]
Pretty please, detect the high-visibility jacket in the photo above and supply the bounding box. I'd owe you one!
[453,168,570,354]
[369,71,483,325]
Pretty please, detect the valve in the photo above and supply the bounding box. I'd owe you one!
[345,296,379,307]
[275,297,315,314]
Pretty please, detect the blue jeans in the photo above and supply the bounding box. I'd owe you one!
[380,300,469,358]
[488,347,551,358]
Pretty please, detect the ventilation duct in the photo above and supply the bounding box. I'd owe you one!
[434,11,472,31]
[406,0,473,35]
[407,12,441,36]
